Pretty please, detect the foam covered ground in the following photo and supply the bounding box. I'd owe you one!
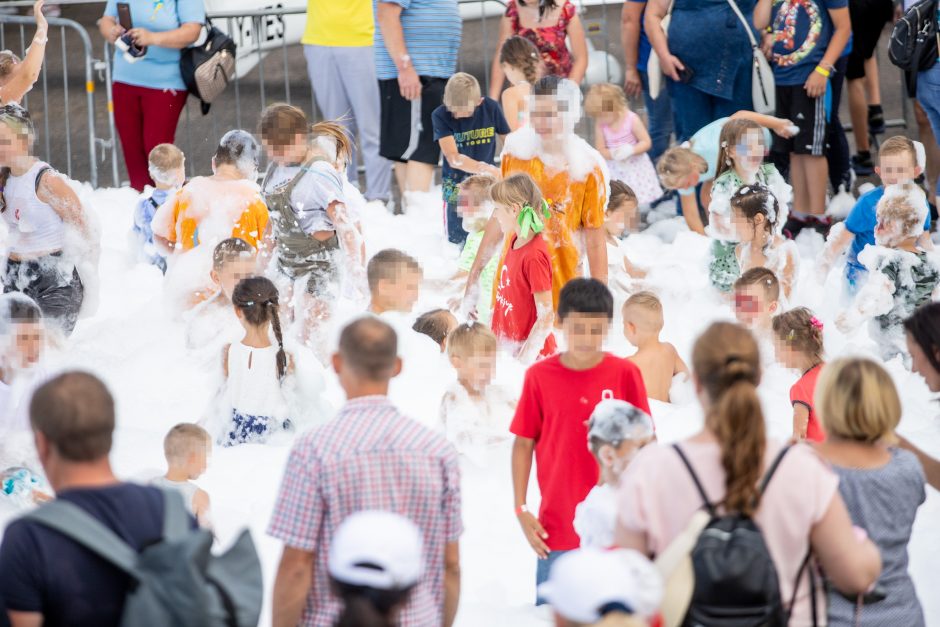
[1,186,938,626]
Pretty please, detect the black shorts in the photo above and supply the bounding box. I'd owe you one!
[378,76,445,165]
[773,84,828,156]
[846,0,894,79]
[3,253,84,335]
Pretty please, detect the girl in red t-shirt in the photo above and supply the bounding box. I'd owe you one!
[489,173,557,363]
[772,307,826,442]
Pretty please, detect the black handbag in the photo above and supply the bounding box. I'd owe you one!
[180,20,236,115]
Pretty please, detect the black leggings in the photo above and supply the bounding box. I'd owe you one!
[3,253,84,335]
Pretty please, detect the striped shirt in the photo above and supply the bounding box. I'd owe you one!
[268,395,463,627]
[374,0,462,80]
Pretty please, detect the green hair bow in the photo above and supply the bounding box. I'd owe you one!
[518,199,552,238]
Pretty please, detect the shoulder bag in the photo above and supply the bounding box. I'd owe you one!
[727,0,776,115]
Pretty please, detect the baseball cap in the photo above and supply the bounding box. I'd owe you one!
[328,511,424,591]
[538,548,662,622]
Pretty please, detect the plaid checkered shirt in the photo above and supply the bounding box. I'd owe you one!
[268,395,463,626]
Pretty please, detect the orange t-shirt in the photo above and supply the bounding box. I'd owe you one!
[500,153,607,307]
[155,177,269,251]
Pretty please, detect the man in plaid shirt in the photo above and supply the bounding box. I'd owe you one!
[269,317,463,627]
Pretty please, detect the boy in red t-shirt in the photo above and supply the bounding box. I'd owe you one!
[510,277,651,602]
[489,173,557,362]
[772,307,827,442]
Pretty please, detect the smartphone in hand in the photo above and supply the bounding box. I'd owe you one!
[115,2,146,59]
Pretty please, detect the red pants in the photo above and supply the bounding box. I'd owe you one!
[112,81,188,191]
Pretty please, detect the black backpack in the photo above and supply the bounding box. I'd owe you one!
[180,21,237,115]
[889,0,939,95]
[674,444,817,627]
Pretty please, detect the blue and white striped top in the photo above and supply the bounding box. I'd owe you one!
[374,0,462,80]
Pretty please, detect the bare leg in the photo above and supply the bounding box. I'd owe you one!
[848,79,869,152]
[915,101,940,205]
[405,161,435,193]
[863,56,881,106]
[791,153,810,214]
[801,154,829,215]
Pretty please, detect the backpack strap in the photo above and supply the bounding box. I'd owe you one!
[160,489,192,541]
[757,445,793,500]
[672,444,717,517]
[786,550,819,626]
[24,499,141,580]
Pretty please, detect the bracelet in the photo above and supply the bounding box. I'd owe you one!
[813,65,831,78]
[515,504,529,516]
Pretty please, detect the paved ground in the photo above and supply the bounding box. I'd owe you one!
[0,1,917,188]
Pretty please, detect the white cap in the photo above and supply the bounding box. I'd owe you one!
[538,548,663,622]
[328,511,424,590]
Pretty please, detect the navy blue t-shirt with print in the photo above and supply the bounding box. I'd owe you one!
[771,0,848,86]
[432,96,510,185]
[0,484,191,627]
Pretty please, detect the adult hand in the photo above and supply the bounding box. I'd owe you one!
[804,71,828,99]
[659,54,685,82]
[127,27,157,48]
[517,510,549,558]
[624,67,643,99]
[398,66,422,101]
[105,21,125,44]
[761,32,774,59]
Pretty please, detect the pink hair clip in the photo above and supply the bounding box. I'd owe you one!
[810,316,824,331]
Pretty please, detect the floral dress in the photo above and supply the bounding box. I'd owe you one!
[507,0,576,78]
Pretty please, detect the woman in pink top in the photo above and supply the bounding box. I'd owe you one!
[615,322,882,626]
[487,0,588,100]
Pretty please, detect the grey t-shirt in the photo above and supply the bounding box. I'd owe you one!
[263,160,344,234]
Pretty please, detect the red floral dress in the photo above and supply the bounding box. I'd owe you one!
[506,0,576,78]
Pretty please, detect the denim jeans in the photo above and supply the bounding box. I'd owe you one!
[917,64,940,196]
[640,70,674,162]
[534,550,570,605]
[667,66,751,142]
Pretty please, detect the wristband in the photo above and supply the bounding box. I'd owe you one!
[515,504,529,516]
[814,65,831,78]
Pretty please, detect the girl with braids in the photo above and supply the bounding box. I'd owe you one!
[221,276,294,446]
[772,307,826,442]
[498,36,542,131]
[615,322,882,624]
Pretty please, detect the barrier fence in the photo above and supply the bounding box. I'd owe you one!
[0,0,916,188]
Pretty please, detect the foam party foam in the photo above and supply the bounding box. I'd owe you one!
[0,183,938,627]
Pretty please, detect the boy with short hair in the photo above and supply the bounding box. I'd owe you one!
[732,267,782,337]
[153,423,212,528]
[510,278,650,599]
[432,72,510,245]
[440,322,515,453]
[413,308,459,353]
[820,136,933,289]
[622,291,688,403]
[367,248,424,315]
[133,143,185,273]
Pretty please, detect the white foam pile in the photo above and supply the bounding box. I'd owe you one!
[0,184,938,627]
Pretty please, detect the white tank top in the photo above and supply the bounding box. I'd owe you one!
[151,476,199,515]
[1,161,65,255]
[225,342,289,419]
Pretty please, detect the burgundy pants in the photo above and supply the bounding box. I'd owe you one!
[112,81,188,191]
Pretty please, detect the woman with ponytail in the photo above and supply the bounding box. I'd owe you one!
[221,276,294,446]
[615,322,882,624]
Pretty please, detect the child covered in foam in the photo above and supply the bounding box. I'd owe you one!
[132,143,184,273]
[574,398,654,549]
[440,322,516,460]
[837,183,940,361]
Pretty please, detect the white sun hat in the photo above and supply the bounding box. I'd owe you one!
[328,510,424,591]
[538,548,663,623]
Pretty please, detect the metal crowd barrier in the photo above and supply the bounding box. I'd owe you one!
[0,11,113,188]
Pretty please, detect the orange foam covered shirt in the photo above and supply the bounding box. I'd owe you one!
[500,153,607,307]
[162,180,269,251]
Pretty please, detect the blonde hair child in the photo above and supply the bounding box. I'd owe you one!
[498,36,542,131]
[585,83,663,205]
[772,307,826,441]
[155,423,212,528]
[622,291,688,403]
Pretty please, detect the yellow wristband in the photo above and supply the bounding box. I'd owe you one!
[814,65,831,78]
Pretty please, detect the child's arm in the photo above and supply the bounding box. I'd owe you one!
[630,115,653,157]
[792,403,810,440]
[836,269,895,332]
[326,200,367,280]
[519,291,555,364]
[462,216,503,307]
[917,231,935,251]
[512,435,549,558]
[502,88,523,133]
[192,488,212,529]
[623,254,647,279]
[673,345,689,376]
[679,192,707,236]
[438,136,501,178]
[779,244,798,300]
[584,226,609,285]
[592,120,612,160]
[0,0,47,105]
[706,178,735,239]
[819,222,854,276]
[730,111,796,139]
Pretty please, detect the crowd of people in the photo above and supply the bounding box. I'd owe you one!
[0,0,937,626]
